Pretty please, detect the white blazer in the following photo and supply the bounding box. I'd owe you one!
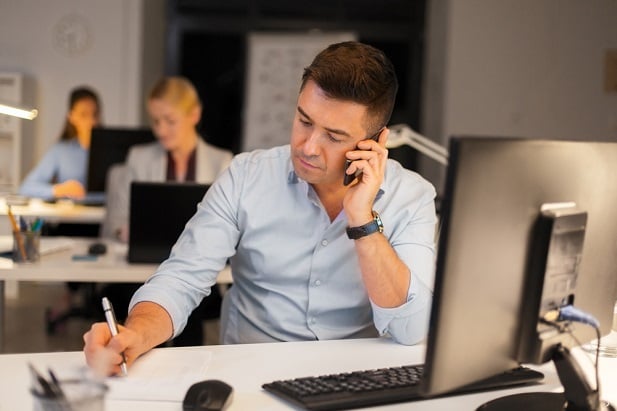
[102,138,233,238]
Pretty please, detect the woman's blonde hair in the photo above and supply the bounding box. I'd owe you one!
[148,76,201,114]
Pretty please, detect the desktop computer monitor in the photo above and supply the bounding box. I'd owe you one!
[87,127,156,193]
[422,137,617,410]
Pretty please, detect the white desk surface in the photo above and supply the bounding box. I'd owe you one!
[0,337,615,411]
[0,237,232,284]
[0,237,231,351]
[0,198,105,224]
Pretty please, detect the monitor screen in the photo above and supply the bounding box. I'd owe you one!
[128,181,210,264]
[87,127,155,193]
[422,137,617,398]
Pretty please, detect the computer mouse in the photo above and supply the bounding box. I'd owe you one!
[183,379,233,411]
[88,242,107,255]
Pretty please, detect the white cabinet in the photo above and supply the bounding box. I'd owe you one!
[0,73,23,194]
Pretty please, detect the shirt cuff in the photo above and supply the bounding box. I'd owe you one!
[371,275,433,345]
[129,284,186,339]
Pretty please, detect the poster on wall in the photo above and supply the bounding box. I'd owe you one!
[242,32,357,152]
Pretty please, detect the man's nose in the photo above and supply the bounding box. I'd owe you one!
[302,131,321,156]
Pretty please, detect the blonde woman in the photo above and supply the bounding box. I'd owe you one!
[107,76,233,241]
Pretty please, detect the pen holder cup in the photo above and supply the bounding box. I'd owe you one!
[31,379,108,411]
[13,230,41,263]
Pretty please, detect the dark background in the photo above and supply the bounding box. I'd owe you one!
[164,0,427,170]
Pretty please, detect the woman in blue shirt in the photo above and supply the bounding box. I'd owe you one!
[19,86,101,200]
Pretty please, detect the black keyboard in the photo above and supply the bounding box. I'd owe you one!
[262,365,543,411]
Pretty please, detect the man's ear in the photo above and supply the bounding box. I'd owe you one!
[378,127,389,147]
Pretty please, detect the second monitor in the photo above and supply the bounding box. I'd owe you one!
[128,181,210,264]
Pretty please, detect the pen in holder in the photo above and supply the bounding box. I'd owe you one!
[13,229,41,263]
[7,206,27,261]
[29,363,107,411]
[8,211,42,263]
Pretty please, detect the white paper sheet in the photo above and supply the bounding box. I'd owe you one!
[105,349,212,401]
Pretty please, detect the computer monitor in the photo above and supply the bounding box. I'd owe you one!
[127,181,210,264]
[87,127,155,193]
[422,136,617,410]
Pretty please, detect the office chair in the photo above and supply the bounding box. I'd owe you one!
[45,283,102,335]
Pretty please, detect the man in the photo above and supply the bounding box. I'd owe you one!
[84,41,437,376]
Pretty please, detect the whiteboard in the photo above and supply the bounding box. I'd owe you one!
[242,32,357,152]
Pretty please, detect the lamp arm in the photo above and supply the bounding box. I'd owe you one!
[386,124,448,166]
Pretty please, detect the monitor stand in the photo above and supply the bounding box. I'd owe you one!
[476,345,615,411]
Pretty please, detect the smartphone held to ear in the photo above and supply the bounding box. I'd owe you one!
[343,159,360,186]
[343,132,381,186]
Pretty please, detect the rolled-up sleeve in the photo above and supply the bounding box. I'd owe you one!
[372,174,437,345]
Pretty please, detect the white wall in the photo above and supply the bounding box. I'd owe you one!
[422,0,617,193]
[0,0,165,179]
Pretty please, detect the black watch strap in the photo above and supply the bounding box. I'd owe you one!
[346,211,384,240]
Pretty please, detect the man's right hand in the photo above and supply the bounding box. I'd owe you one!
[83,302,174,376]
[83,322,143,377]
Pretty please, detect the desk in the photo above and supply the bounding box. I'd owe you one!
[0,238,232,351]
[0,338,615,410]
[0,198,105,225]
[0,198,106,300]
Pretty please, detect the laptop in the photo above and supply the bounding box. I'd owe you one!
[127,181,210,264]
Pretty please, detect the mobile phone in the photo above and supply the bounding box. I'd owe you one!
[343,132,381,186]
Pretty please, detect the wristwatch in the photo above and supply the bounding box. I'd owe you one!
[346,211,384,240]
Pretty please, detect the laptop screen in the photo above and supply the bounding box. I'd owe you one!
[128,181,210,264]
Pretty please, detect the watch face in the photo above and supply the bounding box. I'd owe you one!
[373,211,384,232]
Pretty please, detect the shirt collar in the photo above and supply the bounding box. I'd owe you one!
[286,167,385,202]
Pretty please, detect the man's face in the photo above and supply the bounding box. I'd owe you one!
[290,80,372,189]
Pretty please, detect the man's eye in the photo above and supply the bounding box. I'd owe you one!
[299,118,311,126]
[327,134,342,143]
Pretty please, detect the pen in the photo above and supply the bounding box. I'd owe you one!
[31,217,43,232]
[19,215,28,231]
[7,205,27,260]
[101,297,128,376]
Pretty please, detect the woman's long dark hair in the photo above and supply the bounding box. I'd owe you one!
[59,86,100,141]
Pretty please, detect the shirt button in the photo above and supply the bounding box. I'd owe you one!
[315,280,321,286]
[321,239,328,246]
[310,317,316,324]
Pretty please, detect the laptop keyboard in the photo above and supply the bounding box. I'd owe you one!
[262,364,543,411]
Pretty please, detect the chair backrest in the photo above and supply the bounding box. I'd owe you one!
[100,163,129,239]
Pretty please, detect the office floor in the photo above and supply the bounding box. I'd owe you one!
[3,282,220,354]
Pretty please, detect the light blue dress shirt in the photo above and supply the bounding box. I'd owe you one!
[19,140,87,199]
[130,145,437,345]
